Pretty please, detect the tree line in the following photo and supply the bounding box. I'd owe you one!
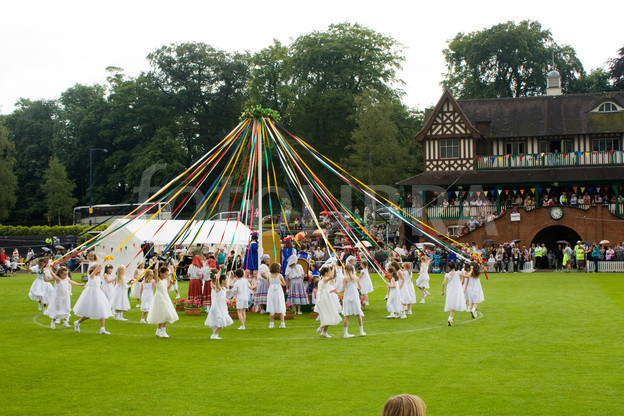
[0,21,622,226]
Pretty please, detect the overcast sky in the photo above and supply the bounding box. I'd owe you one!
[1,0,622,115]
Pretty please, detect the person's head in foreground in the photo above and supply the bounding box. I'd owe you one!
[382,394,426,416]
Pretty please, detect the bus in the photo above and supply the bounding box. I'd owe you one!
[73,202,172,225]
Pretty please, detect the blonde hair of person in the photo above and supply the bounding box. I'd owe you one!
[115,266,126,286]
[382,394,426,416]
[144,269,155,282]
[344,264,356,282]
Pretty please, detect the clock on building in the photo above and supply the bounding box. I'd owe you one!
[549,206,564,220]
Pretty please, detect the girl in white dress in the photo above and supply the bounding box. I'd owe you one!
[316,265,342,338]
[338,265,365,337]
[139,270,155,323]
[266,262,287,329]
[358,260,374,306]
[131,261,145,308]
[110,266,131,321]
[45,266,84,329]
[386,267,403,318]
[29,258,54,311]
[399,262,417,315]
[232,268,252,330]
[463,262,485,319]
[253,255,270,314]
[415,254,431,303]
[205,269,233,339]
[101,264,115,302]
[73,264,114,334]
[334,261,345,293]
[442,261,465,326]
[147,265,179,338]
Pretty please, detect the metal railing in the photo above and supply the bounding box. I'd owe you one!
[476,150,624,170]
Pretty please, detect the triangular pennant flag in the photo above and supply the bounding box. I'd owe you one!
[609,150,614,155]
[546,188,551,193]
[596,187,601,192]
[588,187,593,192]
[581,187,585,193]
[477,156,481,161]
[531,188,536,195]
[519,155,524,161]
[563,153,567,158]
[497,156,502,161]
[604,186,609,191]
[533,154,538,160]
[505,154,510,159]
[585,152,590,156]
[540,153,545,157]
[573,187,577,192]
[520,189,525,195]
[498,189,502,195]
[505,190,509,195]
[576,151,581,157]
[513,190,517,195]
[511,154,516,160]
[484,190,489,196]
[476,191,481,196]
[491,157,496,164]
[454,191,459,197]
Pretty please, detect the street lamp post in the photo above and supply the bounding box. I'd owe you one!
[89,148,108,225]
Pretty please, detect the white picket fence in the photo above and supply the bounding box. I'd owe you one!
[486,261,534,273]
[586,261,624,272]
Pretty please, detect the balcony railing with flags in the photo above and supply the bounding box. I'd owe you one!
[476,150,624,170]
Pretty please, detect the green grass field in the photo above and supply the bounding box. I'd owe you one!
[1,272,622,415]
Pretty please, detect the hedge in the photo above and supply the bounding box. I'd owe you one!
[0,224,109,237]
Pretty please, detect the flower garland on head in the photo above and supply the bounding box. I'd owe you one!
[239,105,281,122]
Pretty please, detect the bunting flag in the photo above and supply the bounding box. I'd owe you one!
[512,190,517,195]
[531,188,536,195]
[476,191,481,196]
[491,157,496,164]
[589,187,593,192]
[533,154,538,160]
[581,187,586,193]
[454,191,459,197]
[546,188,551,193]
[563,153,567,158]
[576,151,582,157]
[540,153,545,157]
[505,190,509,195]
[520,189,525,195]
[585,152,590,156]
[497,189,502,195]
[519,155,524,161]
[596,187,601,192]
[573,187,578,192]
[484,190,489,196]
[497,156,502,162]
[505,154,510,160]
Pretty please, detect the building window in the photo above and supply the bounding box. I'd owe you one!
[538,141,547,153]
[506,142,525,155]
[563,140,574,153]
[439,139,459,159]
[592,138,620,152]
[598,102,619,112]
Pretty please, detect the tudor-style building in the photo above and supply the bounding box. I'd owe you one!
[398,73,624,249]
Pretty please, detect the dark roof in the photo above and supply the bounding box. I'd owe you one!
[396,166,624,187]
[458,91,624,138]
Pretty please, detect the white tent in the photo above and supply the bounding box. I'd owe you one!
[94,219,251,274]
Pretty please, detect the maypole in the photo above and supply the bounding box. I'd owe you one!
[257,117,263,266]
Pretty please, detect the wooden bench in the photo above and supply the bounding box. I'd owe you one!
[586,261,624,272]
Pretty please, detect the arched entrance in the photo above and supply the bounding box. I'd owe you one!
[531,225,582,251]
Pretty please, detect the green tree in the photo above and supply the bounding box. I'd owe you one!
[4,99,58,223]
[568,68,615,93]
[608,45,624,90]
[146,42,250,163]
[0,119,18,221]
[442,20,583,98]
[246,40,291,117]
[343,92,422,186]
[42,156,78,225]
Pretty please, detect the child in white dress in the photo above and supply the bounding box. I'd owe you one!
[45,266,84,329]
[463,261,485,319]
[316,265,342,338]
[73,264,114,334]
[338,265,365,337]
[29,258,54,311]
[147,265,179,338]
[415,255,431,303]
[101,265,115,302]
[266,262,287,329]
[205,269,233,339]
[132,261,145,308]
[399,262,416,315]
[232,268,252,330]
[358,260,374,307]
[139,270,155,323]
[442,261,465,326]
[110,266,131,321]
[386,267,403,318]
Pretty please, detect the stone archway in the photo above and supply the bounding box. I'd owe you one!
[531,225,582,251]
